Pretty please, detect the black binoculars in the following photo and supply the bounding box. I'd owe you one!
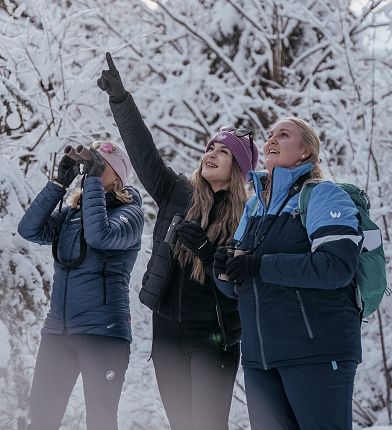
[63,144,93,163]
[164,214,201,248]
[164,214,184,247]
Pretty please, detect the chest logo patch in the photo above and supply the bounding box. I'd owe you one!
[330,211,341,219]
[119,215,128,223]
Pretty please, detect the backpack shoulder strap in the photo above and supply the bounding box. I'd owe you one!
[299,182,319,228]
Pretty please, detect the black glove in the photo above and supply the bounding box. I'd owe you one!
[97,52,127,103]
[213,246,229,276]
[226,254,261,283]
[176,220,213,264]
[55,155,79,188]
[85,149,105,178]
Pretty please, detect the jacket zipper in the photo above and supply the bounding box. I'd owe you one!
[253,278,268,369]
[296,290,314,339]
[62,216,82,332]
[157,264,174,315]
[178,277,183,322]
[251,176,270,369]
[102,261,107,305]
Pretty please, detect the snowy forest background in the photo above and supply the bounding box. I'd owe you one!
[0,0,391,429]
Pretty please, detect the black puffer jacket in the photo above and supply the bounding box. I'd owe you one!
[110,93,238,322]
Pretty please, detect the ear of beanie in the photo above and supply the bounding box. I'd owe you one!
[206,131,259,178]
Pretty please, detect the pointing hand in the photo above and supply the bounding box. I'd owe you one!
[97,52,127,103]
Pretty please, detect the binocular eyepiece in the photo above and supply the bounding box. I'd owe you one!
[64,144,93,162]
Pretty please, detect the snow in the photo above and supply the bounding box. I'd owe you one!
[0,0,391,428]
[0,320,11,367]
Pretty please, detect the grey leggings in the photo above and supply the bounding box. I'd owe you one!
[28,333,130,430]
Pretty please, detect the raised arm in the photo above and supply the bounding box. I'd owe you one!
[97,53,178,206]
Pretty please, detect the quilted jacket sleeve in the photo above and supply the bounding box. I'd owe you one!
[17,181,67,245]
[82,177,144,251]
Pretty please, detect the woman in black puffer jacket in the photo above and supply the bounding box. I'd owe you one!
[98,52,259,430]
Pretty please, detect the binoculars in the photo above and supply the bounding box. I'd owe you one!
[164,214,201,248]
[63,144,93,162]
[164,214,184,247]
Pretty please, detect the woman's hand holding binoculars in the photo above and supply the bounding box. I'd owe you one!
[54,155,80,188]
[225,254,261,283]
[54,145,106,188]
[97,52,127,103]
[176,220,214,264]
[86,149,105,178]
[213,247,261,283]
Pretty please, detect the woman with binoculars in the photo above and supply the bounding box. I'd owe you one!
[18,141,144,430]
[97,53,258,430]
[213,118,362,430]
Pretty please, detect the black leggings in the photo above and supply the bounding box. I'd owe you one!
[28,333,130,430]
[151,313,240,430]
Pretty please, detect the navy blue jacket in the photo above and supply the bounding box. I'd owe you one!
[215,163,362,369]
[17,177,144,342]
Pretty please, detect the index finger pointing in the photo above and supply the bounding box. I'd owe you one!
[106,52,117,71]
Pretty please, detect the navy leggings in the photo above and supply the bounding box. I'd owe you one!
[244,361,357,430]
[151,313,240,430]
[28,333,130,430]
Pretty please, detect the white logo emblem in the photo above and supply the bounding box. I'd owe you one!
[107,323,117,329]
[106,370,115,381]
[330,211,341,219]
[119,215,128,223]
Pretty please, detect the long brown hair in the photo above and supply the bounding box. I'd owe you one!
[175,160,247,284]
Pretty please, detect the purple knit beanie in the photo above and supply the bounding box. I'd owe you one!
[94,141,132,186]
[206,130,259,179]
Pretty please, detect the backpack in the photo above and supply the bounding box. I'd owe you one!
[299,182,389,318]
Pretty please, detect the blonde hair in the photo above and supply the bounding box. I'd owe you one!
[69,178,132,209]
[175,160,247,284]
[263,117,324,203]
[285,117,324,180]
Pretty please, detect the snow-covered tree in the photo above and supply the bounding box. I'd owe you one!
[1,0,391,428]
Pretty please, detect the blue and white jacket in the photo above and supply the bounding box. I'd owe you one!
[18,177,144,342]
[215,163,362,369]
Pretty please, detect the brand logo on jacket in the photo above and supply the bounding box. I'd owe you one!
[107,323,117,329]
[330,211,342,219]
[120,215,128,223]
[106,370,115,381]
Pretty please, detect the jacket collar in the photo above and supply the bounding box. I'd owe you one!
[249,163,313,214]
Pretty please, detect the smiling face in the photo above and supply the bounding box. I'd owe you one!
[201,141,233,191]
[263,120,310,173]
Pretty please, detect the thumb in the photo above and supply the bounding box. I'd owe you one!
[97,76,107,91]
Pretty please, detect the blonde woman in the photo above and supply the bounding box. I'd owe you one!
[98,53,259,430]
[18,142,144,430]
[214,118,362,430]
